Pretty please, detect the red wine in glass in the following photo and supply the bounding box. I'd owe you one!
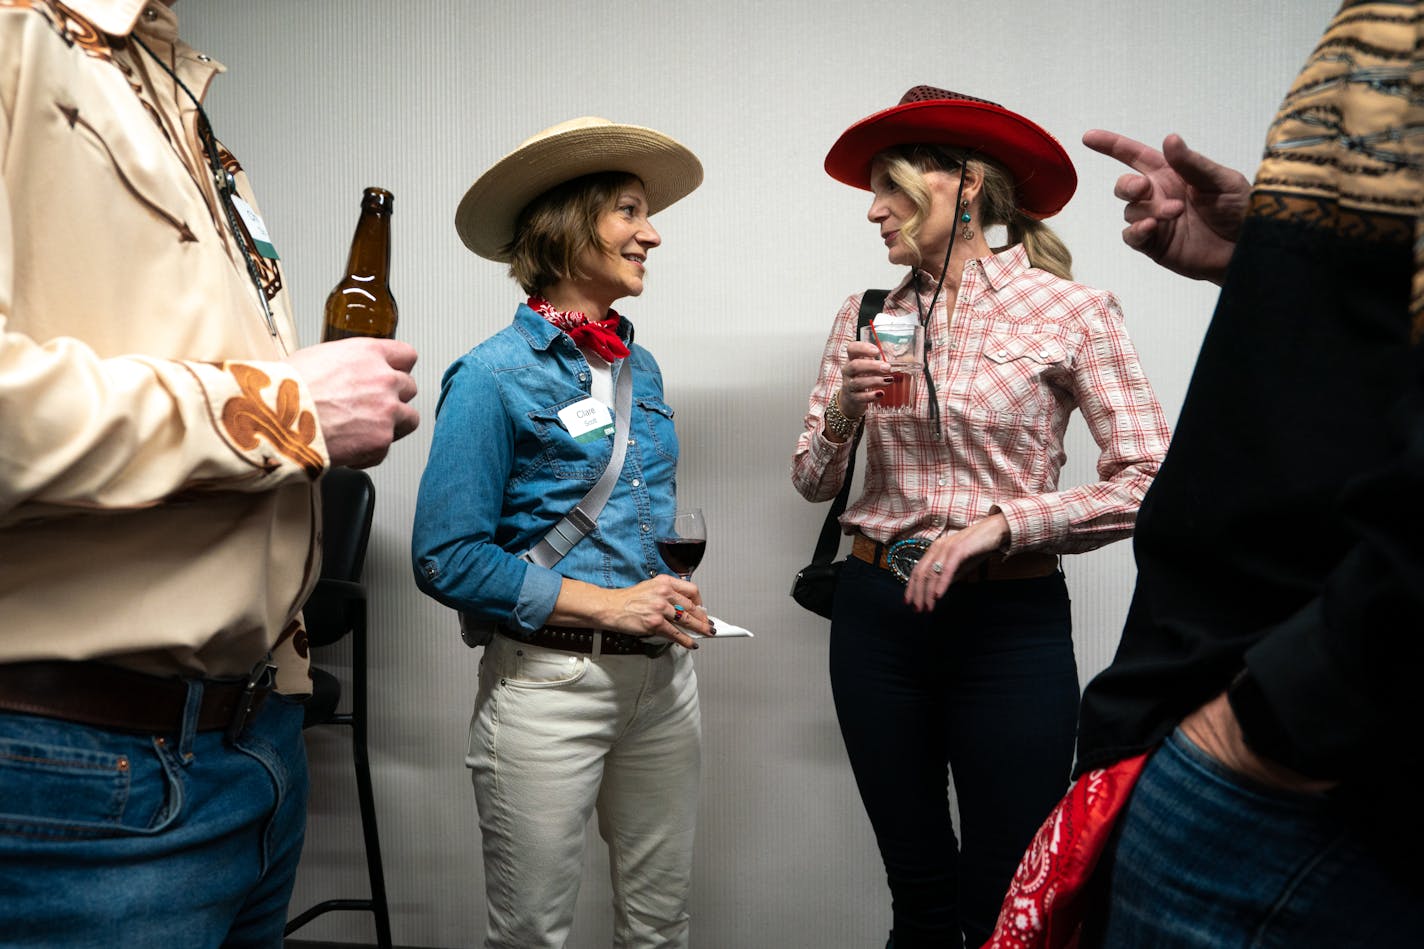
[654,508,706,580]
[657,538,706,576]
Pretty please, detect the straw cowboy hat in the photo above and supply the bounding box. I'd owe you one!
[824,86,1076,219]
[455,117,704,261]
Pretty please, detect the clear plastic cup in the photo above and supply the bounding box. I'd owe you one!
[859,320,923,413]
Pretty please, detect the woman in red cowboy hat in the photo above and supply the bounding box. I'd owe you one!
[414,116,709,948]
[791,87,1172,948]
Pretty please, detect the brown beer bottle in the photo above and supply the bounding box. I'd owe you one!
[322,187,398,341]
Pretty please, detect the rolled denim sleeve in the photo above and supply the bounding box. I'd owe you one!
[411,356,559,631]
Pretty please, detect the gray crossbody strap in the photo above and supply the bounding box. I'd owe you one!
[524,360,633,568]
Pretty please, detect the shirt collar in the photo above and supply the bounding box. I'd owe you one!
[514,303,563,351]
[980,243,1032,292]
[65,0,165,39]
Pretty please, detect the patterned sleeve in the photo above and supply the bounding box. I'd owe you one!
[790,293,860,502]
[993,291,1171,554]
[0,13,327,525]
[0,332,328,525]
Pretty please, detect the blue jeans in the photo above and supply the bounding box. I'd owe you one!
[830,557,1078,949]
[1085,729,1416,948]
[0,688,308,948]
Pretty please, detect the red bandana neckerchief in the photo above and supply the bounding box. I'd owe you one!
[529,296,630,362]
[983,752,1149,949]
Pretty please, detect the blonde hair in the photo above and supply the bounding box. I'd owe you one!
[879,145,1073,280]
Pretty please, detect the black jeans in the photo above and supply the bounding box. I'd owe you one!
[829,556,1078,949]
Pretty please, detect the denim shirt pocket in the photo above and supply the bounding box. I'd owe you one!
[527,397,615,483]
[635,396,679,464]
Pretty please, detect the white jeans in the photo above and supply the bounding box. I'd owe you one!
[467,634,701,949]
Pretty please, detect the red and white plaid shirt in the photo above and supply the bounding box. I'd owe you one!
[792,245,1171,555]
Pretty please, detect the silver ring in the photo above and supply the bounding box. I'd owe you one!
[931,561,945,575]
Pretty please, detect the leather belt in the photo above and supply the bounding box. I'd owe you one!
[501,625,673,658]
[851,533,1058,583]
[0,660,271,736]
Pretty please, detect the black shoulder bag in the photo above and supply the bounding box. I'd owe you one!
[790,289,889,619]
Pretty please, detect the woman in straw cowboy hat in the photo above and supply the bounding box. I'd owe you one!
[791,87,1171,947]
[413,116,707,948]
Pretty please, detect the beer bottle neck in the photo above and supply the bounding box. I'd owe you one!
[345,209,391,281]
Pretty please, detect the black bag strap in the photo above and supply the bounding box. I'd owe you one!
[808,289,889,567]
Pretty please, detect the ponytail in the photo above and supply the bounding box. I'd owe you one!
[1009,213,1073,281]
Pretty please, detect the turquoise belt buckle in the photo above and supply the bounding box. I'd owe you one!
[887,537,932,583]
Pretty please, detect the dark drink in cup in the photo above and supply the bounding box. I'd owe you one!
[880,370,914,409]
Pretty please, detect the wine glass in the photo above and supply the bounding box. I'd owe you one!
[654,508,706,580]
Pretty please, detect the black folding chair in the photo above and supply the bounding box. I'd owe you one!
[284,467,392,948]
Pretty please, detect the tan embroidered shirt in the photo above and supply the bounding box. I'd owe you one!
[0,0,327,692]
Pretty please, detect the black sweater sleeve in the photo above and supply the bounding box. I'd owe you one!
[1230,341,1424,779]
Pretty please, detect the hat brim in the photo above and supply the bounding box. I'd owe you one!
[455,123,704,261]
[824,100,1076,219]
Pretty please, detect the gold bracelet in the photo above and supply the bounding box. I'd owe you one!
[824,388,860,440]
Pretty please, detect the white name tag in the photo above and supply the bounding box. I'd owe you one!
[229,194,279,259]
[558,397,614,443]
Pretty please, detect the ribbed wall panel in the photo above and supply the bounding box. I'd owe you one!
[174,2,1338,944]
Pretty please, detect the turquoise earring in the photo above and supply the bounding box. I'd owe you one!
[959,199,974,241]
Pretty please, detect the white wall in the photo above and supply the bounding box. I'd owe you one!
[181,2,1340,946]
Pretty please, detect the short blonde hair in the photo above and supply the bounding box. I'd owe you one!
[877,145,1073,280]
[505,172,641,296]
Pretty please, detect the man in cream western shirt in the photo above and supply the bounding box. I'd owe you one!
[0,1,418,944]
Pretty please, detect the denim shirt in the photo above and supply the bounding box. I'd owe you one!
[412,303,680,631]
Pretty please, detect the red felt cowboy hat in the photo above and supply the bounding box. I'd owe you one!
[824,86,1077,219]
